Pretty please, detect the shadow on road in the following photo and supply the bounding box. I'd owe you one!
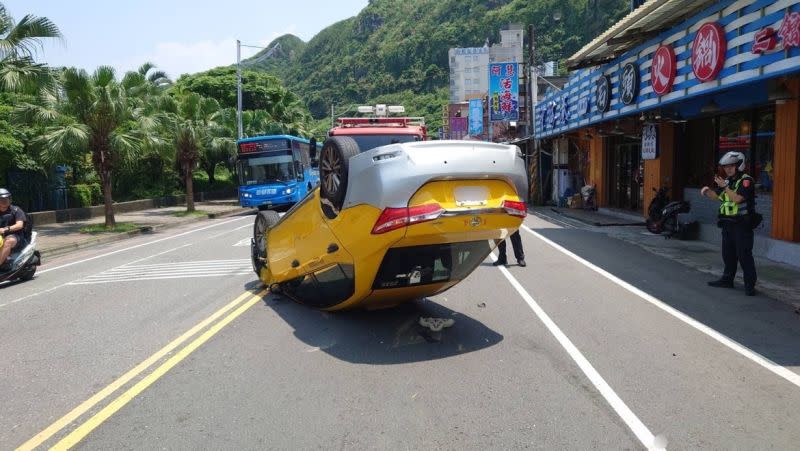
[533,227,800,367]
[258,292,503,365]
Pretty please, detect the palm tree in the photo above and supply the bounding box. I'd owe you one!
[15,66,159,227]
[0,3,62,92]
[161,92,224,212]
[121,62,172,98]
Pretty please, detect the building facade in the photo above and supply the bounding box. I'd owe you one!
[534,0,800,263]
[448,25,525,104]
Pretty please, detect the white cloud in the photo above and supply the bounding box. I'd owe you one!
[113,27,298,80]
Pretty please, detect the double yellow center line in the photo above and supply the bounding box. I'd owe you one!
[17,289,268,451]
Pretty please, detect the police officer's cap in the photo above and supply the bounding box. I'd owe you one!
[718,151,745,172]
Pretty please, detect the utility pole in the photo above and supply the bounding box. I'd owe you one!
[528,24,540,205]
[236,40,243,140]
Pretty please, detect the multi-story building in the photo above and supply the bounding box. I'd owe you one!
[448,25,525,104]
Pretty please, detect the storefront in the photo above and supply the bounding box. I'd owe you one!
[535,0,800,245]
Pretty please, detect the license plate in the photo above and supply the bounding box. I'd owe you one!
[454,186,488,207]
[257,188,277,195]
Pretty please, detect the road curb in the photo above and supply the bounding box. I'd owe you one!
[38,207,251,260]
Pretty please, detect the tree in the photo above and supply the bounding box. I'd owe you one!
[15,66,158,227]
[160,92,226,212]
[0,3,61,92]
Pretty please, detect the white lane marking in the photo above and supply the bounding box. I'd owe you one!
[39,216,251,274]
[491,253,664,450]
[233,238,250,247]
[521,224,800,389]
[70,259,252,285]
[0,242,194,309]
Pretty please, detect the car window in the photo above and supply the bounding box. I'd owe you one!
[372,241,493,289]
[345,134,420,152]
[283,264,355,308]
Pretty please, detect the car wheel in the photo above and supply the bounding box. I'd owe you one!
[252,210,281,276]
[319,136,360,213]
[19,266,36,281]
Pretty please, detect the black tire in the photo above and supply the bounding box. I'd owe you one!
[20,266,36,281]
[645,218,661,234]
[252,210,281,276]
[319,136,360,212]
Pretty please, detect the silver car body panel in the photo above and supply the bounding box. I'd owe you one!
[342,140,528,210]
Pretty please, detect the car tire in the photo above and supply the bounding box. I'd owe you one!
[319,136,360,213]
[252,210,281,276]
[19,266,36,281]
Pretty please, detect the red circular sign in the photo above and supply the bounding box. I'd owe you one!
[692,22,727,82]
[651,45,676,96]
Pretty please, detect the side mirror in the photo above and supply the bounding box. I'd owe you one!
[309,138,317,160]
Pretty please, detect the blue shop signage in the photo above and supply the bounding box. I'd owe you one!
[534,0,800,139]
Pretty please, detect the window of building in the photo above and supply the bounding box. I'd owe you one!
[753,107,774,193]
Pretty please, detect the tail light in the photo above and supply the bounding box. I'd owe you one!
[372,203,445,234]
[502,200,527,217]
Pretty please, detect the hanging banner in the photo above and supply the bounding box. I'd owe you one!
[489,63,519,122]
[449,117,468,140]
[468,98,483,136]
[642,124,659,160]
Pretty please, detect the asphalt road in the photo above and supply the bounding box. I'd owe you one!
[1,211,798,450]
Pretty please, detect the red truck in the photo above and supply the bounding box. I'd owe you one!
[328,105,427,152]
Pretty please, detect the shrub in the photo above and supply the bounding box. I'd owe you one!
[69,184,93,208]
[89,183,102,205]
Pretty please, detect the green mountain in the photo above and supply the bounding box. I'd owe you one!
[242,0,629,132]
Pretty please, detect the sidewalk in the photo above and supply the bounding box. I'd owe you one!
[34,200,251,259]
[534,207,800,311]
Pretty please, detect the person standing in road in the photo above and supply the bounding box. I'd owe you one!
[700,151,758,296]
[493,230,526,267]
[0,188,27,271]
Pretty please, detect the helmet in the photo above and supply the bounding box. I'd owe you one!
[718,151,745,172]
[0,188,10,199]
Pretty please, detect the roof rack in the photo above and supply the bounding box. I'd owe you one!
[336,117,426,128]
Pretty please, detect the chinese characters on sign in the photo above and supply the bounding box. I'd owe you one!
[752,27,777,54]
[642,124,658,160]
[595,75,611,112]
[468,98,483,137]
[489,63,519,122]
[651,45,676,96]
[777,10,800,48]
[620,63,640,105]
[692,22,727,83]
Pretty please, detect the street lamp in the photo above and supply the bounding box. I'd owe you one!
[236,40,272,139]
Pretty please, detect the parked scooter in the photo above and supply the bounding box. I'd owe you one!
[0,224,41,284]
[646,187,692,238]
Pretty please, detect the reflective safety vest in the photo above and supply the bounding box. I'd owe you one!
[719,175,750,217]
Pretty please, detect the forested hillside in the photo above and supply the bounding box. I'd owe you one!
[238,0,629,131]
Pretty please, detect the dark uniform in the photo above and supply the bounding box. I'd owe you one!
[495,230,525,266]
[0,204,26,246]
[714,172,757,293]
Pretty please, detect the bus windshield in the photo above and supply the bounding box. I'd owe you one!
[239,155,296,185]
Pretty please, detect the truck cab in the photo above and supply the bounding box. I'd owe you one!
[328,104,427,152]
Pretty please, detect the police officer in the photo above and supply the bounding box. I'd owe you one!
[0,188,27,271]
[700,152,757,296]
[493,230,526,267]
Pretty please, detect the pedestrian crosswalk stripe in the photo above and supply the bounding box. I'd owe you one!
[69,259,252,285]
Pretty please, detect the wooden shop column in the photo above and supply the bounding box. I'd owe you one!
[588,132,606,207]
[772,78,800,242]
[643,122,676,217]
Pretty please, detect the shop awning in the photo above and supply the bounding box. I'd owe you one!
[565,0,716,70]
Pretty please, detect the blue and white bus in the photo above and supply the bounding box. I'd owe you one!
[236,135,321,210]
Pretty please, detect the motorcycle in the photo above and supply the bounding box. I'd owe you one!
[0,223,41,284]
[645,187,693,238]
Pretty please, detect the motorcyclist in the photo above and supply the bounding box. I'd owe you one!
[700,152,757,296]
[0,188,26,271]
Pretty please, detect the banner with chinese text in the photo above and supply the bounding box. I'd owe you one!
[468,98,483,136]
[489,63,519,122]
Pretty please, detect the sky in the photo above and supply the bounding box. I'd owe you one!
[6,0,369,79]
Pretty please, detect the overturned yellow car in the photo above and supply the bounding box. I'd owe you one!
[251,138,528,310]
